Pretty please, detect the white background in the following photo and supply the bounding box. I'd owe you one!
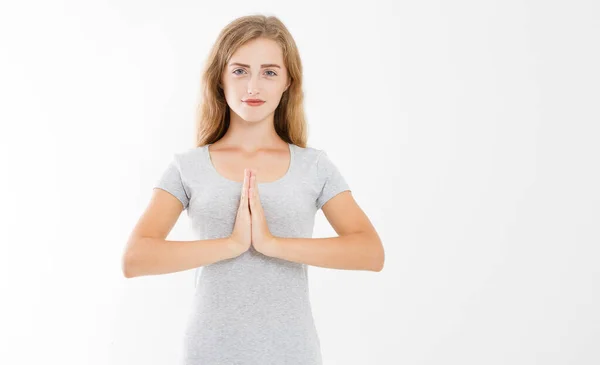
[1,1,598,364]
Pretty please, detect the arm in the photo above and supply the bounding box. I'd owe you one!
[121,188,241,278]
[269,191,384,272]
[123,236,239,278]
[269,231,383,271]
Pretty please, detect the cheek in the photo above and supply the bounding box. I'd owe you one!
[222,83,241,98]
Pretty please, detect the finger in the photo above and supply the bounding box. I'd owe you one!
[251,169,260,207]
[249,173,256,206]
[246,169,252,211]
[239,168,248,209]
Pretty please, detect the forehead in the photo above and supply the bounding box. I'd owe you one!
[229,38,284,66]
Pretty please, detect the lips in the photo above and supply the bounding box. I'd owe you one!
[244,100,265,106]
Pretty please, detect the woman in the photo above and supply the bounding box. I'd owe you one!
[122,14,384,364]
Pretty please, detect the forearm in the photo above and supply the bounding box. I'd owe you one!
[269,232,384,271]
[123,237,239,278]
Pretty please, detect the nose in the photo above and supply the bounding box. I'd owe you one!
[247,73,261,94]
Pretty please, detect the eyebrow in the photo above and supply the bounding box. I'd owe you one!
[228,62,281,69]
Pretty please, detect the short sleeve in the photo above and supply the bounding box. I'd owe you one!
[153,155,190,210]
[315,150,351,210]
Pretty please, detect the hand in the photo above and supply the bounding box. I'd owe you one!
[248,169,278,256]
[228,168,252,256]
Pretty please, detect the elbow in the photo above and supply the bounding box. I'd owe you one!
[122,253,134,278]
[122,237,146,278]
[360,231,384,272]
[122,246,141,278]
[371,242,385,272]
[372,258,384,272]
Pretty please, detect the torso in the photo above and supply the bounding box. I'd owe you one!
[154,143,349,364]
[207,141,292,184]
[179,143,324,364]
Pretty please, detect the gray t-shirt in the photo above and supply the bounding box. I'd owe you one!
[153,142,350,365]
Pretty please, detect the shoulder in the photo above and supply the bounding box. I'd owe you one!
[171,145,207,167]
[292,144,325,165]
[296,144,339,169]
[292,144,344,184]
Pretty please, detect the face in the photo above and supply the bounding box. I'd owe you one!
[221,37,290,123]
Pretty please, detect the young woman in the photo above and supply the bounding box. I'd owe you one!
[122,14,384,365]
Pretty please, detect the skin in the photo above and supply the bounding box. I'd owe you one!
[215,36,290,159]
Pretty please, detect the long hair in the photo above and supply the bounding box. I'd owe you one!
[195,15,308,148]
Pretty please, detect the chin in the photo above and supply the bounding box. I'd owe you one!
[248,116,269,123]
[236,111,272,123]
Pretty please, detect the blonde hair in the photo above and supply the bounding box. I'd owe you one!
[195,14,308,148]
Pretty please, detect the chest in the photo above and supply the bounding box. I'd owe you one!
[208,147,291,184]
[187,181,319,239]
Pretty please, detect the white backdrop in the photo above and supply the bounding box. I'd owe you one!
[1,1,598,364]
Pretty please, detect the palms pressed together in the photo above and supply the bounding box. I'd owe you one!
[230,168,277,256]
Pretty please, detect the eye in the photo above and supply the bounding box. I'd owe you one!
[232,69,277,77]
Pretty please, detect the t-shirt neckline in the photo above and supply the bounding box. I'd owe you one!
[204,142,295,186]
